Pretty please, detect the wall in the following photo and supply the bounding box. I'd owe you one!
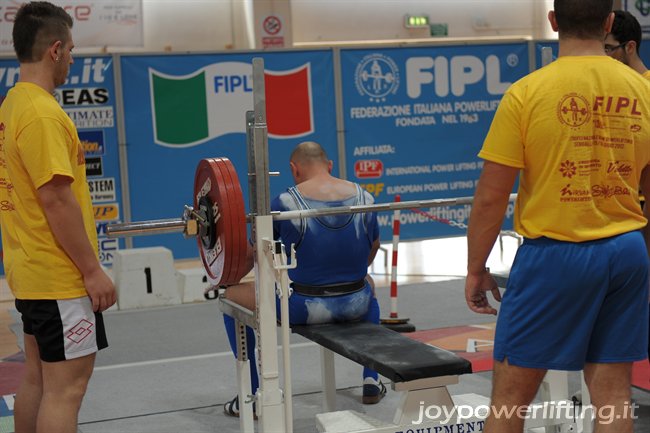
[78,0,557,53]
[292,0,545,43]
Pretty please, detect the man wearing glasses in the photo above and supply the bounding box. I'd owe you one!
[604,10,650,78]
[605,10,650,367]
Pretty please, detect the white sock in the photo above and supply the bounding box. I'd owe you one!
[363,377,380,386]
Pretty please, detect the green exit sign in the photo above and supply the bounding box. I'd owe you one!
[405,14,429,28]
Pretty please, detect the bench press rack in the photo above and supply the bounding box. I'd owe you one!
[216,58,582,433]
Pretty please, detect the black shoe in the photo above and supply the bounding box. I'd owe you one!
[362,380,387,404]
[223,396,258,419]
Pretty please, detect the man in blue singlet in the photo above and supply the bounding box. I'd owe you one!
[222,141,383,417]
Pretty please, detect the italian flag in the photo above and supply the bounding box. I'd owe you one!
[149,62,313,147]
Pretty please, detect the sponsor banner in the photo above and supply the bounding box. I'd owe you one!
[88,177,116,202]
[96,220,119,265]
[98,237,119,265]
[66,107,115,129]
[85,156,103,177]
[0,56,122,274]
[79,130,105,155]
[120,51,337,259]
[341,43,528,240]
[93,203,120,221]
[0,1,143,52]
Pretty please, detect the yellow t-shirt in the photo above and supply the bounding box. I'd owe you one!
[0,82,97,299]
[643,70,650,81]
[480,56,650,241]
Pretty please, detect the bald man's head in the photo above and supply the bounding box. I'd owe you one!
[289,142,332,183]
[290,141,329,166]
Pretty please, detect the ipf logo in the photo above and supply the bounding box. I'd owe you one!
[355,54,400,102]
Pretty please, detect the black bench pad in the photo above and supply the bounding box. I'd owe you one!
[292,322,472,383]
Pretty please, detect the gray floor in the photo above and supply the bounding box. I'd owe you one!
[11,279,648,433]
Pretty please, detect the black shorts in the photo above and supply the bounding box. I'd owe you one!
[16,297,108,362]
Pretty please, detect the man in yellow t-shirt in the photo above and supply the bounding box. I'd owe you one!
[0,2,116,432]
[465,1,650,432]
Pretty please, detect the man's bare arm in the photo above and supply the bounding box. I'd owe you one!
[38,175,116,312]
[465,161,519,314]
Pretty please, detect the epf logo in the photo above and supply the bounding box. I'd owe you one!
[355,160,384,179]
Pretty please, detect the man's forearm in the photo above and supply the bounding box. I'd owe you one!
[467,190,511,274]
[467,161,519,274]
[40,187,101,277]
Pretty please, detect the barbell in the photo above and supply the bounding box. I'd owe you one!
[107,158,508,286]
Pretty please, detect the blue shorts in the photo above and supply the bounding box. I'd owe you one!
[494,231,649,370]
[276,282,373,325]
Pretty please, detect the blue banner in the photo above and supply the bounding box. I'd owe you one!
[120,50,337,260]
[0,56,122,275]
[341,43,528,241]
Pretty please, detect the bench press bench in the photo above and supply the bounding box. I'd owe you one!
[292,322,488,433]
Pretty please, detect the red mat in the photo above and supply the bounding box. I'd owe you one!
[407,323,650,392]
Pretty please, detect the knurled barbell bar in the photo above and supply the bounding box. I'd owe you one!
[107,158,513,287]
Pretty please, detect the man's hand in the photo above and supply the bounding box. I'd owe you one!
[465,269,501,315]
[84,267,117,312]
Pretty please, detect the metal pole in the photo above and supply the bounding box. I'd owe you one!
[113,53,134,250]
[106,218,186,237]
[332,47,347,180]
[271,194,512,221]
[251,57,288,433]
[252,58,271,216]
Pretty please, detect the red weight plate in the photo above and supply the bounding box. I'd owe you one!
[217,157,249,283]
[193,158,248,286]
[213,158,240,284]
[194,158,232,285]
[212,157,241,285]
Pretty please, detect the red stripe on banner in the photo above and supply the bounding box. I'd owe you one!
[265,66,312,137]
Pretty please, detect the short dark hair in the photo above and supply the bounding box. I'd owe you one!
[13,1,73,63]
[610,10,642,53]
[554,0,613,39]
